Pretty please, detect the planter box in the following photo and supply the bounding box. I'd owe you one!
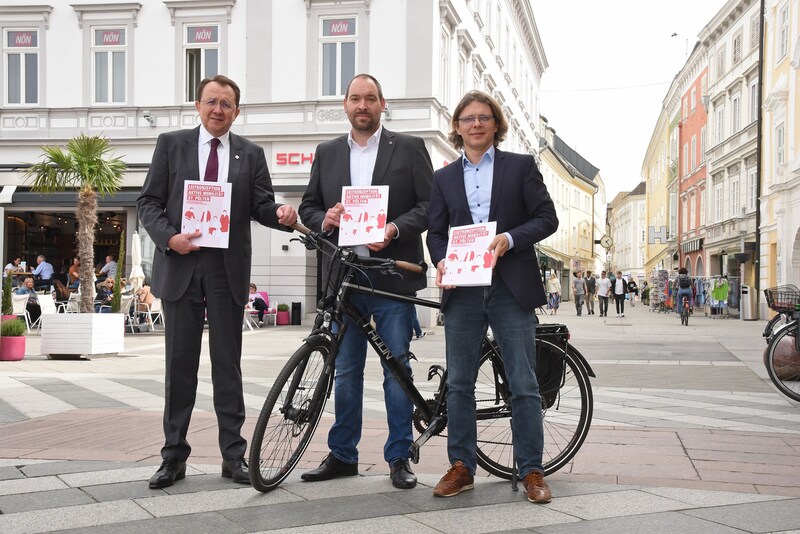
[276,311,290,325]
[0,336,26,361]
[41,313,125,359]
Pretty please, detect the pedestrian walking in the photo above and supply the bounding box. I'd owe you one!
[572,271,587,316]
[612,270,627,317]
[595,270,611,317]
[627,277,638,307]
[584,271,596,315]
[547,272,561,315]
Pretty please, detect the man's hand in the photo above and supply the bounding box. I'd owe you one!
[167,230,202,255]
[276,204,298,226]
[435,259,457,290]
[488,234,510,269]
[322,202,345,233]
[366,222,398,252]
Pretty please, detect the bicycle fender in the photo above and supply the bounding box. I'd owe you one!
[568,345,597,378]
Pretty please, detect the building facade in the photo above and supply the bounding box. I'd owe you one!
[0,0,549,324]
[607,182,646,280]
[699,0,761,305]
[760,0,799,317]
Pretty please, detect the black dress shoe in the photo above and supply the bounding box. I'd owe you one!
[389,459,417,489]
[149,458,186,489]
[301,453,358,482]
[221,458,250,484]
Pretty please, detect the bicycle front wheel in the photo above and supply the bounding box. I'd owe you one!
[475,338,593,478]
[765,324,800,402]
[249,335,334,492]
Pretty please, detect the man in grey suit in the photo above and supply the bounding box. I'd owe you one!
[298,74,433,489]
[137,75,297,489]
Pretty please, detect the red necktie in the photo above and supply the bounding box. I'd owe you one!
[204,138,220,182]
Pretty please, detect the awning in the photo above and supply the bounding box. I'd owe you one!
[8,187,141,207]
[538,247,565,271]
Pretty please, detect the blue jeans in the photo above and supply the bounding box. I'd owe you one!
[411,309,422,337]
[443,276,544,478]
[676,289,693,310]
[328,290,415,464]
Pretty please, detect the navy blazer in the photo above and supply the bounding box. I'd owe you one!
[427,149,558,311]
[299,128,433,296]
[137,126,288,306]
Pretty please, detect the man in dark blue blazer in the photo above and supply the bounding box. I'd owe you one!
[299,74,432,490]
[138,75,297,489]
[426,91,558,503]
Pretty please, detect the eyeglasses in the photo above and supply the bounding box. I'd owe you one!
[457,114,494,125]
[201,98,236,112]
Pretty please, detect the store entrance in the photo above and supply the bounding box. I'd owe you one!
[4,210,126,280]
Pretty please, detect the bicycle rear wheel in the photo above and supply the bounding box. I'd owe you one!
[765,324,800,402]
[475,338,593,478]
[249,335,334,492]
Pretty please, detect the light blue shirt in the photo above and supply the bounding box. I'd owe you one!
[461,146,514,249]
[32,260,54,280]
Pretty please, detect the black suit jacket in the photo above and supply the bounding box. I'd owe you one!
[137,126,288,306]
[299,128,433,295]
[427,149,558,311]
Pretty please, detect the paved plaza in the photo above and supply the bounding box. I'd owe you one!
[1,300,800,533]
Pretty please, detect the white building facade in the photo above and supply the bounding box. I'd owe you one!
[0,0,549,323]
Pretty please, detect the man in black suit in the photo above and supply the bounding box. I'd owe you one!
[426,91,558,503]
[137,75,297,489]
[298,74,433,489]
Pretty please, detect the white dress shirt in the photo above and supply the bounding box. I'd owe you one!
[198,126,231,182]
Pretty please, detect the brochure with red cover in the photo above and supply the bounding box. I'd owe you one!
[339,185,390,246]
[441,221,497,286]
[181,180,232,249]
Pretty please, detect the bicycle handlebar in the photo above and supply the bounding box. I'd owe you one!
[290,222,427,275]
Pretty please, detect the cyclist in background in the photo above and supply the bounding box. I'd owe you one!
[674,267,694,313]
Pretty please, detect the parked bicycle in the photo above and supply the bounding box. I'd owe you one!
[763,285,800,402]
[762,284,799,344]
[248,223,596,492]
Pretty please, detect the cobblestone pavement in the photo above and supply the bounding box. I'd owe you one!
[1,301,800,533]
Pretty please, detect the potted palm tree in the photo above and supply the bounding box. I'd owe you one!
[25,134,127,359]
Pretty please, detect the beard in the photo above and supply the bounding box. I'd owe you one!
[349,112,379,133]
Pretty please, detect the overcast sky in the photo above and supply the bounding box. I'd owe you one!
[530,0,728,200]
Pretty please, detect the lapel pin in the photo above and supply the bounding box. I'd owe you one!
[235,154,240,159]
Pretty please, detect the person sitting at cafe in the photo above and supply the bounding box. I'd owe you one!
[31,254,54,291]
[247,283,269,327]
[68,257,80,288]
[3,257,22,287]
[135,284,155,323]
[95,278,115,313]
[96,255,117,283]
[15,276,41,325]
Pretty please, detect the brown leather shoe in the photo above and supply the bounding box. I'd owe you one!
[433,461,474,497]
[523,471,552,503]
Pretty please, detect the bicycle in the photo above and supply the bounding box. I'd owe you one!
[763,286,800,402]
[762,285,799,344]
[248,223,596,492]
[680,297,691,326]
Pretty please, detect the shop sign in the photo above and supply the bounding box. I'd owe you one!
[272,143,318,173]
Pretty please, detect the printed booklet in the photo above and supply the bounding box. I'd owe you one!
[441,221,497,286]
[181,180,232,249]
[339,185,390,246]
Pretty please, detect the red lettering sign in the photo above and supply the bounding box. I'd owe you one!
[11,32,35,47]
[276,153,315,165]
[323,18,355,37]
[102,31,121,45]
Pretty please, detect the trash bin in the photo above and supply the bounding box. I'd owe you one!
[291,302,302,325]
[740,285,756,320]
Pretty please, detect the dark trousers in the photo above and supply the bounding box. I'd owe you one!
[161,248,246,461]
[251,298,268,321]
[614,294,625,314]
[598,296,609,316]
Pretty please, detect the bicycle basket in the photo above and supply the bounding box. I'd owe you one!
[764,285,800,313]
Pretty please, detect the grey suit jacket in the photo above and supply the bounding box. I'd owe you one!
[299,128,433,295]
[137,126,288,306]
